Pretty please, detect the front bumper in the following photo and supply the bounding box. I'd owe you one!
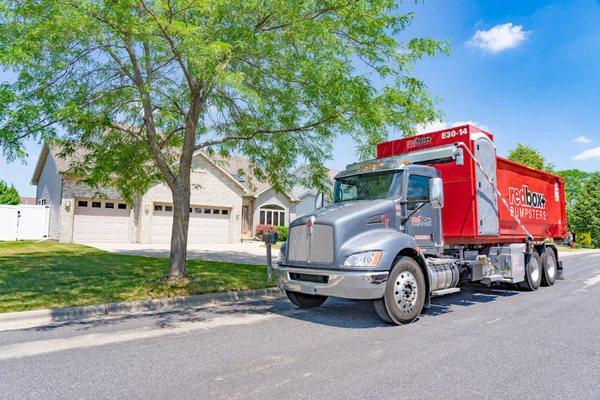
[274,265,389,300]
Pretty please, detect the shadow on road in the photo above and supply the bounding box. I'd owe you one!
[424,285,519,317]
[18,285,521,334]
[273,284,521,328]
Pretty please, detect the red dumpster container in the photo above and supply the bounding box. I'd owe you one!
[376,125,567,245]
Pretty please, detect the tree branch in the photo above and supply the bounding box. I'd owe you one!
[194,114,342,150]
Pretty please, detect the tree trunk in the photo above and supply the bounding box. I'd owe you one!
[163,85,202,281]
[168,186,191,280]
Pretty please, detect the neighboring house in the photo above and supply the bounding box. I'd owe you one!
[291,165,339,216]
[31,145,336,244]
[19,196,36,205]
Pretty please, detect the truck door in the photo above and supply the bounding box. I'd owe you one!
[403,173,442,253]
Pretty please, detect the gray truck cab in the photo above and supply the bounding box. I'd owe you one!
[276,143,560,325]
[275,157,447,324]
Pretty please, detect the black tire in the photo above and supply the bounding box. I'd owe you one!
[541,247,557,286]
[373,298,393,324]
[286,290,328,308]
[374,256,426,325]
[517,252,542,291]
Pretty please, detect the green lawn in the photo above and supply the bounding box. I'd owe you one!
[0,241,274,313]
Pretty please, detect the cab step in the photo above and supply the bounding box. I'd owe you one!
[431,287,460,297]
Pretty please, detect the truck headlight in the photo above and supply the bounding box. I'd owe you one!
[343,251,382,267]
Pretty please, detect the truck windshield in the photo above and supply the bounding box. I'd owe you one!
[334,171,400,203]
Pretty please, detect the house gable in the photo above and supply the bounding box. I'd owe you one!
[252,188,296,229]
[35,150,63,240]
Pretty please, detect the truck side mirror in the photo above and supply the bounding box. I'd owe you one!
[314,192,324,210]
[429,177,444,209]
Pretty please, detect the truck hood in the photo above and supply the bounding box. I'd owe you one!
[285,199,398,269]
[290,199,397,232]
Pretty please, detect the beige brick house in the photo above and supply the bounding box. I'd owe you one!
[31,145,334,244]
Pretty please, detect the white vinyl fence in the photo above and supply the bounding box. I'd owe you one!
[0,205,50,241]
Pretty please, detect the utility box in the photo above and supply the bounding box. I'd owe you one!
[488,244,526,282]
[376,124,567,245]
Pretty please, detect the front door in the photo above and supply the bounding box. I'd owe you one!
[402,173,442,254]
[242,205,250,235]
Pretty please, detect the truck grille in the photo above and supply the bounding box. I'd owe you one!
[287,224,334,264]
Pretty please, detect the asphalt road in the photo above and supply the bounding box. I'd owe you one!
[2,251,600,400]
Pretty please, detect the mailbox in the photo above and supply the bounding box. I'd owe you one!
[263,231,279,245]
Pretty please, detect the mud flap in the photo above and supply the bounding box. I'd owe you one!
[556,260,564,280]
[424,291,431,309]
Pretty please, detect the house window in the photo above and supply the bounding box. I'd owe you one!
[154,205,163,212]
[165,205,173,212]
[203,208,211,214]
[105,202,114,209]
[221,209,229,215]
[259,205,286,226]
[213,209,220,215]
[92,201,101,208]
[77,200,88,207]
[118,203,127,209]
[194,208,203,213]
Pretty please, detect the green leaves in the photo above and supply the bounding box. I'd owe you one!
[0,180,20,205]
[0,0,446,195]
[507,143,553,172]
[570,173,600,247]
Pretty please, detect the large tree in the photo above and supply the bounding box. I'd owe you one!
[0,0,446,280]
[570,173,600,247]
[556,169,592,208]
[0,180,20,205]
[507,143,553,171]
[556,168,592,228]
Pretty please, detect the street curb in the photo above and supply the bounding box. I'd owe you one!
[0,287,283,331]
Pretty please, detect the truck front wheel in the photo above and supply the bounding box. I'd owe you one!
[517,252,542,291]
[286,291,328,308]
[374,257,426,325]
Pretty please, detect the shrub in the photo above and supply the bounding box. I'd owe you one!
[276,226,288,242]
[255,224,277,240]
[576,232,593,248]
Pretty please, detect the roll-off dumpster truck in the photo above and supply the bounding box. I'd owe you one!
[275,125,567,324]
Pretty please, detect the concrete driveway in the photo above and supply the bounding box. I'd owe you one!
[86,241,276,265]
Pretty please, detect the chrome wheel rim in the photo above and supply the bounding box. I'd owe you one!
[393,271,418,313]
[530,257,541,283]
[546,255,556,279]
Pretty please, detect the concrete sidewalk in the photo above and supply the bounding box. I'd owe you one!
[86,241,277,265]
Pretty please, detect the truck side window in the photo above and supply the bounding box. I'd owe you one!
[407,174,430,210]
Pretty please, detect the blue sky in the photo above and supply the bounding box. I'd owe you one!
[1,0,600,197]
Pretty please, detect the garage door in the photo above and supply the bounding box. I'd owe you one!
[73,199,131,243]
[151,204,231,244]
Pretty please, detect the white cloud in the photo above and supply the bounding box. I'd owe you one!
[572,135,592,144]
[416,120,489,134]
[572,146,600,161]
[467,23,530,53]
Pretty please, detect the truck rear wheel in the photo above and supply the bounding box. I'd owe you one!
[374,257,425,325]
[517,252,542,291]
[286,291,328,308]
[541,247,557,286]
